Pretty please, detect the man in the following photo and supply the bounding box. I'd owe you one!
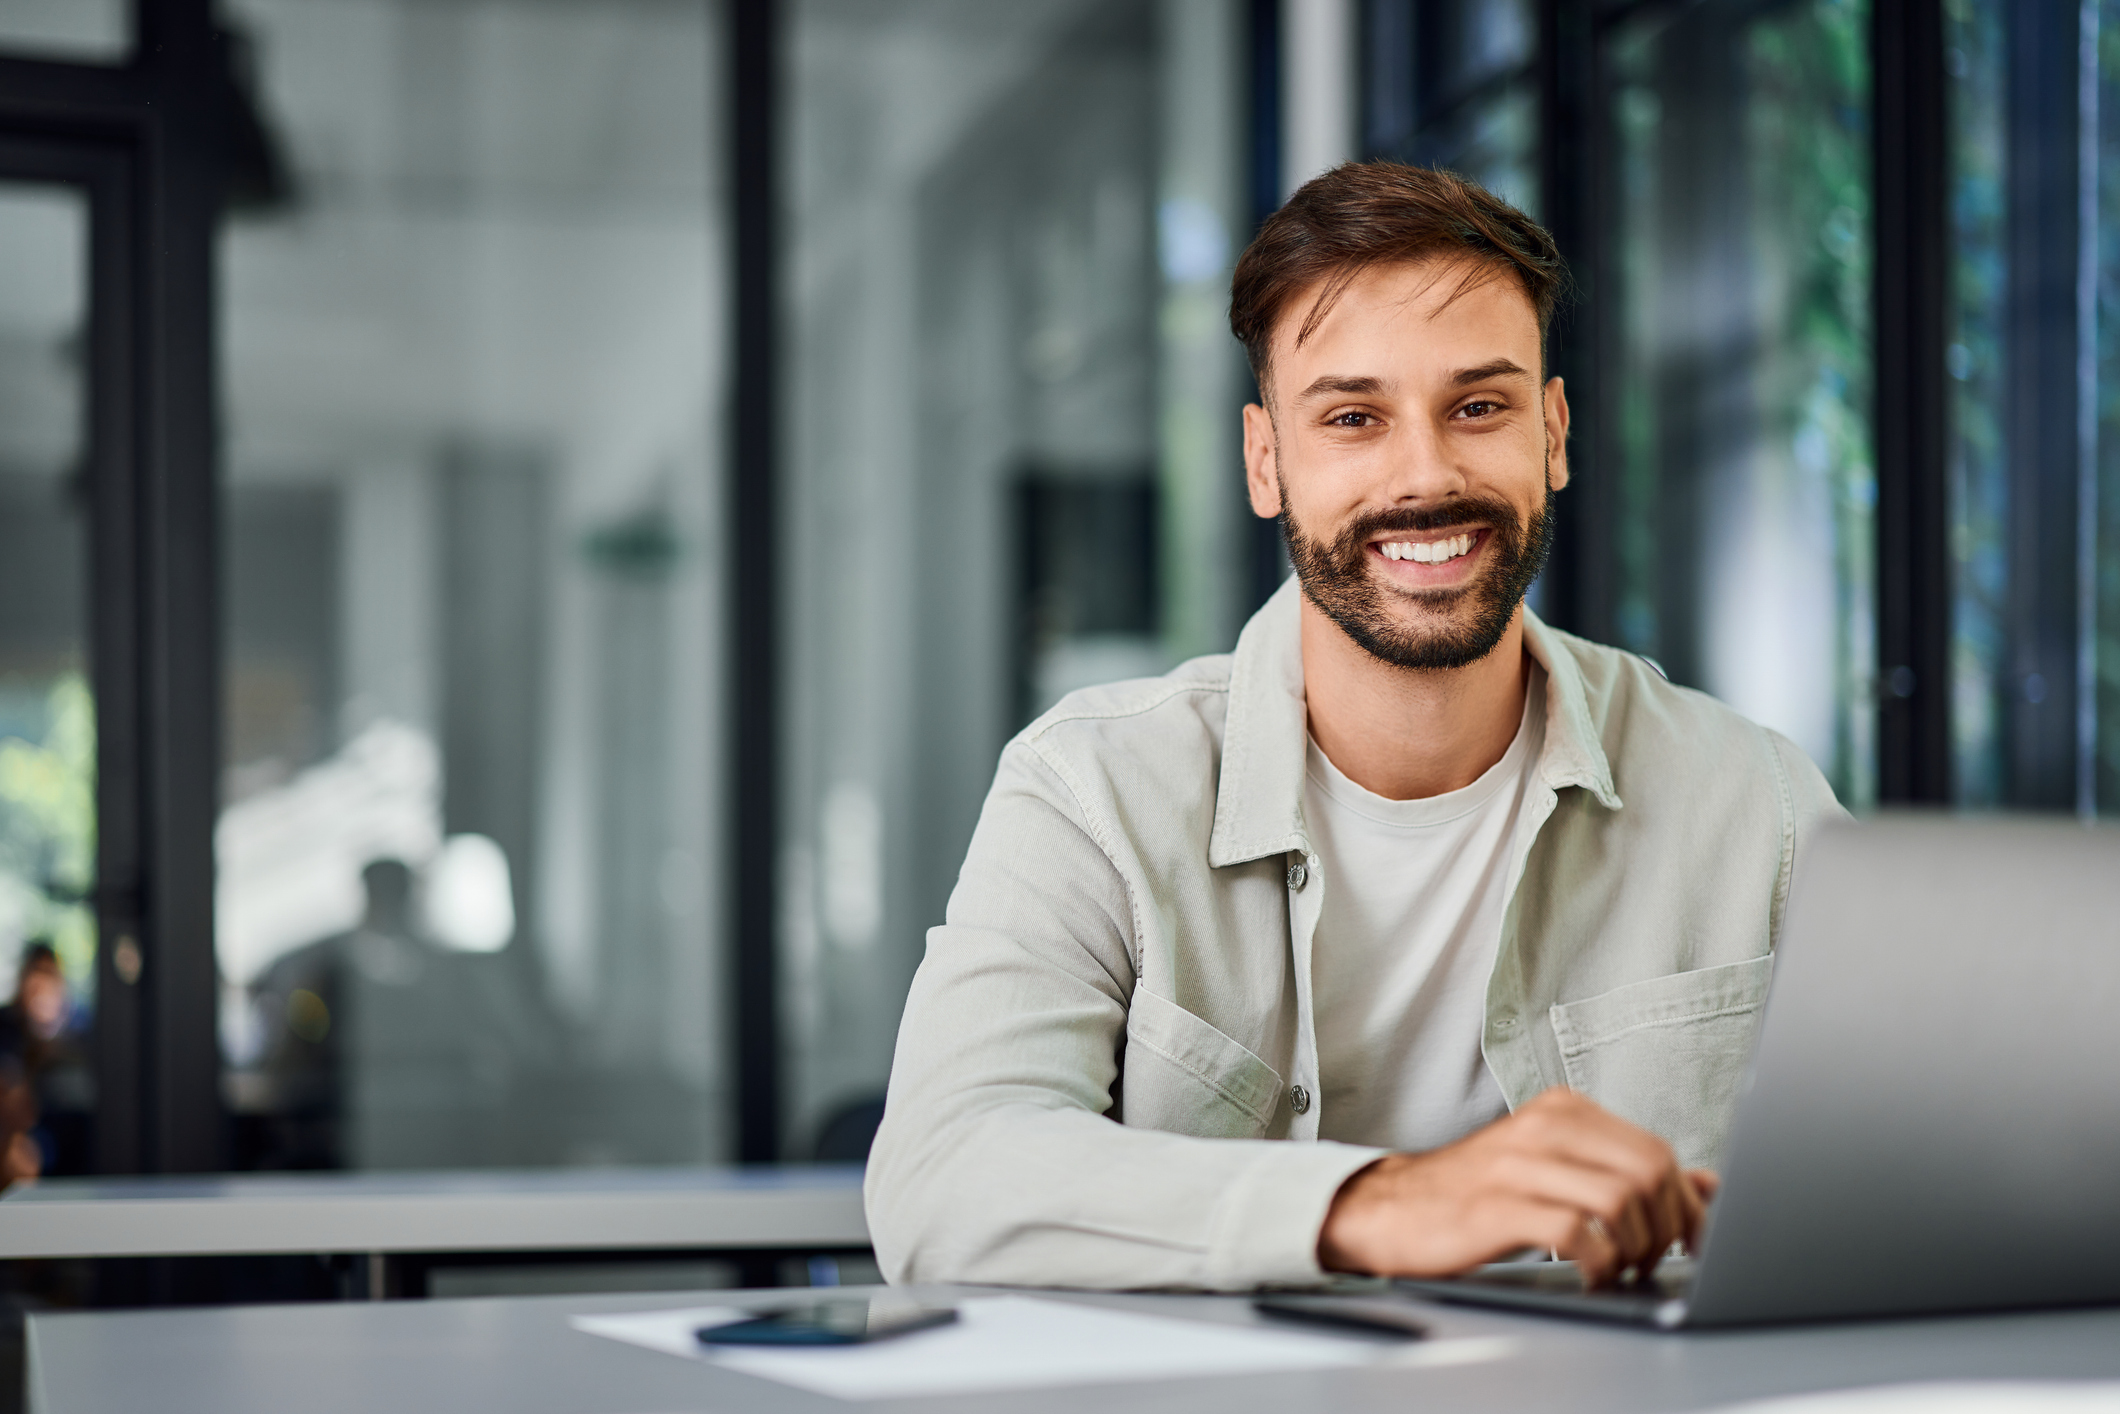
[0,942,68,1185]
[867,162,1841,1290]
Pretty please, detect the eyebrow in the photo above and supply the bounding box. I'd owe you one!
[1448,358,1535,388]
[1293,374,1386,402]
[1292,360,1537,405]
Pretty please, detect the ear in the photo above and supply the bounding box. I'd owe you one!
[1243,403,1282,517]
[1543,376,1571,492]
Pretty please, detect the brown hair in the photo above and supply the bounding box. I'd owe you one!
[1229,161,1568,395]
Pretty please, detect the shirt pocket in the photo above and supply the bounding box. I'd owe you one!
[1119,987,1284,1139]
[1547,953,1773,1173]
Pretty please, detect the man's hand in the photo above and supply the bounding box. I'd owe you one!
[1317,1088,1715,1287]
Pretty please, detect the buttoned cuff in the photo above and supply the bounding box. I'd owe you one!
[1202,1140,1389,1289]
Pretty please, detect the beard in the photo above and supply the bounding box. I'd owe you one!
[1281,479,1555,671]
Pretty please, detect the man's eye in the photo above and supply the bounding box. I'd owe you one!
[1328,411,1373,427]
[1457,400,1503,419]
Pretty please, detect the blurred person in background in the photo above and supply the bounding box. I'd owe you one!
[0,942,75,1185]
[869,162,1844,1292]
[2,942,76,1067]
[0,1066,36,1187]
[247,858,420,1170]
[245,856,553,1171]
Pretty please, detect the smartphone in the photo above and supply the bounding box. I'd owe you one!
[697,1298,960,1347]
[1252,1293,1431,1339]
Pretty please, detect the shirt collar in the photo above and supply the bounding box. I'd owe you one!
[1207,578,1621,869]
[1521,610,1623,811]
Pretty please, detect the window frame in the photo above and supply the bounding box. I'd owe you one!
[0,0,224,1174]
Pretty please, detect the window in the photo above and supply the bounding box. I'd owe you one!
[215,0,727,1170]
[1363,0,1539,216]
[12,0,2105,1180]
[0,0,129,63]
[1603,0,1877,805]
[1944,0,2117,813]
[0,183,94,1174]
[778,0,1252,1156]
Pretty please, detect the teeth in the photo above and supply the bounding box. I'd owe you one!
[1381,533,1473,564]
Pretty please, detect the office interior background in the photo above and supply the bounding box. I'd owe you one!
[0,0,2106,1185]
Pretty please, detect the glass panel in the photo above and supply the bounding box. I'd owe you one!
[217,0,724,1170]
[0,183,95,1179]
[1946,0,2103,811]
[2101,1,2120,811]
[0,0,129,61]
[1364,0,1539,216]
[781,0,1251,1156]
[1605,0,1877,807]
[1942,0,2009,804]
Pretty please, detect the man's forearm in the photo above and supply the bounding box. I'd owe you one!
[866,1095,1384,1289]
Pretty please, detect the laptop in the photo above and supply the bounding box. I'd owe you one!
[1396,814,2120,1328]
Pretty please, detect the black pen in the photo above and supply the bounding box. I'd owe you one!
[1252,1294,1431,1339]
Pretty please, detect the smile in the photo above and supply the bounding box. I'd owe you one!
[1376,532,1476,565]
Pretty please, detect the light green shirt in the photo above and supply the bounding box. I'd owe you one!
[867,577,1845,1290]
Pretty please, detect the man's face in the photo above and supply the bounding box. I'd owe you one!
[20,965,63,1038]
[1242,257,1569,670]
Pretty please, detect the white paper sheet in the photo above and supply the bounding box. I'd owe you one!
[1713,1384,2120,1414]
[569,1294,1514,1401]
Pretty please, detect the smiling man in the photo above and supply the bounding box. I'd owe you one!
[866,163,1842,1290]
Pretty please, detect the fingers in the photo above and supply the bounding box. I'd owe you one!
[1503,1091,1693,1274]
[1519,1091,1683,1200]
[1558,1163,1713,1281]
[1639,1167,1686,1274]
[1628,1164,1715,1269]
[1677,1169,1707,1243]
[1546,1205,1620,1287]
[1315,1100,1714,1283]
[1667,1169,1717,1256]
[1493,1151,1659,1270]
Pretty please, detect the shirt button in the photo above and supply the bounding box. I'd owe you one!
[1286,861,1308,890]
[1289,1084,1311,1115]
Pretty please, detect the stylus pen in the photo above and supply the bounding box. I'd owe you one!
[1252,1295,1430,1339]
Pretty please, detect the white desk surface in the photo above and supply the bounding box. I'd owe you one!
[0,1165,869,1258]
[24,1284,2120,1414]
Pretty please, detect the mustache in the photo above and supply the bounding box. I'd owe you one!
[1328,495,1521,551]
[1279,482,1554,672]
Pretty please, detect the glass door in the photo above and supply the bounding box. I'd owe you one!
[212,0,728,1171]
[1599,0,1878,807]
[0,176,96,1177]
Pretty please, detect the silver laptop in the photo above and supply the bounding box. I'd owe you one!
[1397,815,2120,1328]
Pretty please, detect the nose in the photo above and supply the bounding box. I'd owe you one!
[1380,418,1468,505]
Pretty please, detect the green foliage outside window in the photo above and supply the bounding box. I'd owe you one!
[1746,0,1877,806]
[1609,0,1876,805]
[1943,0,2009,805]
[0,674,97,995]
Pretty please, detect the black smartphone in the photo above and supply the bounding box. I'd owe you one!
[1252,1294,1431,1339]
[697,1299,960,1347]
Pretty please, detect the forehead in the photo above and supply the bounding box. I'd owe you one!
[1268,257,1540,383]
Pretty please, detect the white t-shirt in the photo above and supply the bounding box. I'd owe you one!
[1304,669,1547,1152]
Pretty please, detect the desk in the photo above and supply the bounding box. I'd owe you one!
[24,1285,2120,1414]
[0,1167,869,1295]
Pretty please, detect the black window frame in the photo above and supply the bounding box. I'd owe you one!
[0,0,224,1173]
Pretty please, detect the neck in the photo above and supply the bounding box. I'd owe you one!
[1300,596,1531,800]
